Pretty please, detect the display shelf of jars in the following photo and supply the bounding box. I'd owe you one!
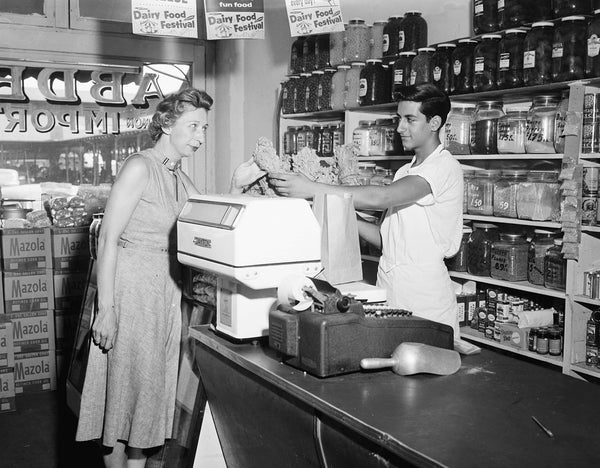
[448,271,566,300]
[462,214,561,229]
[571,362,600,379]
[455,153,563,161]
[460,327,564,367]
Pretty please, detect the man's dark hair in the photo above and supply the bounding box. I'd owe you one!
[396,83,451,127]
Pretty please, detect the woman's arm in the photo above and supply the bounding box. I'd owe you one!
[357,219,382,250]
[93,157,149,351]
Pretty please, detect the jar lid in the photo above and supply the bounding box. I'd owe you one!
[366,58,383,63]
[405,10,422,15]
[532,94,559,104]
[437,43,457,48]
[358,120,371,125]
[505,29,527,35]
[337,65,351,70]
[387,16,403,20]
[473,222,498,229]
[458,39,478,44]
[532,21,554,27]
[561,15,586,21]
[505,102,531,112]
[481,34,501,40]
[312,70,324,75]
[350,62,366,66]
[533,229,555,235]
[359,162,377,168]
[529,170,559,181]
[479,100,504,106]
[349,18,366,24]
[418,47,436,52]
[373,20,388,25]
[500,169,528,177]
[324,68,337,72]
[287,74,300,79]
[451,102,476,108]
[499,232,526,242]
[476,169,501,177]
[399,51,417,56]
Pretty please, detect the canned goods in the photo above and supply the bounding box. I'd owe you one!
[583,167,600,194]
[583,93,600,120]
[594,272,600,299]
[582,196,598,224]
[581,121,600,153]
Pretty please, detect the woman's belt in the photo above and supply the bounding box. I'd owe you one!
[117,238,176,254]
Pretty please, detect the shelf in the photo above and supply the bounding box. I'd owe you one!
[463,214,561,229]
[456,154,562,160]
[571,362,600,379]
[460,327,563,367]
[449,271,567,299]
[573,295,600,307]
[580,154,600,161]
[281,110,344,121]
[358,156,412,161]
[582,225,600,233]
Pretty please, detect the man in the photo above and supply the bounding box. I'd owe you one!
[269,83,463,337]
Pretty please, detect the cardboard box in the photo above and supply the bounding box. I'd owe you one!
[53,271,87,311]
[0,269,54,313]
[14,349,57,394]
[0,315,14,368]
[10,310,55,354]
[0,367,16,413]
[496,322,530,350]
[51,227,90,272]
[54,309,78,352]
[0,227,52,272]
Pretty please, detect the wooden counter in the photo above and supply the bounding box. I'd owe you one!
[190,325,600,468]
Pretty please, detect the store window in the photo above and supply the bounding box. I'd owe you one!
[0,0,45,15]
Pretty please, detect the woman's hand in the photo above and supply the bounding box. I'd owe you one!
[92,306,118,351]
[269,172,317,199]
[230,158,266,193]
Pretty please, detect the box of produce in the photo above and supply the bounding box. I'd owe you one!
[0,367,16,413]
[0,227,52,272]
[50,226,91,272]
[0,315,14,368]
[14,349,56,394]
[9,310,55,354]
[0,269,54,313]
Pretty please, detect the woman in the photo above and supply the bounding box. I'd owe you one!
[76,88,262,467]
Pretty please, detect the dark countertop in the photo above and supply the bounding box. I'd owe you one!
[190,325,600,468]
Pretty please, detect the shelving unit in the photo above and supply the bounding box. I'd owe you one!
[448,271,566,299]
[462,214,561,229]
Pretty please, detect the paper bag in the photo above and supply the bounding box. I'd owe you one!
[313,193,363,285]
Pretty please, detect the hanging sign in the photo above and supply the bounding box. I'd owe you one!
[131,0,198,38]
[284,0,344,37]
[203,0,264,40]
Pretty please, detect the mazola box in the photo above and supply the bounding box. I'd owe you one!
[9,310,55,354]
[51,227,90,272]
[0,269,54,314]
[53,270,87,311]
[0,227,52,272]
[14,349,57,394]
[0,314,14,368]
[54,309,78,352]
[0,367,16,413]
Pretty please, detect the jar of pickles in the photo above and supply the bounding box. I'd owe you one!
[446,226,472,272]
[445,104,475,155]
[317,68,335,111]
[345,62,365,109]
[553,0,591,17]
[305,71,323,113]
[498,0,531,29]
[345,19,370,63]
[392,51,416,99]
[491,233,529,282]
[329,28,346,67]
[282,76,298,115]
[359,59,387,106]
[526,95,559,154]
[470,101,505,155]
[554,89,570,153]
[331,65,349,110]
[474,34,501,93]
[467,223,500,277]
[400,11,428,53]
[523,22,554,87]
[473,0,498,35]
[410,47,435,85]
[383,16,404,59]
[303,36,317,72]
[497,109,527,154]
[552,16,587,82]
[544,238,567,291]
[370,21,387,60]
[431,43,456,94]
[528,229,555,285]
[493,170,527,217]
[587,9,600,78]
[497,29,526,89]
[451,39,478,95]
[468,170,499,216]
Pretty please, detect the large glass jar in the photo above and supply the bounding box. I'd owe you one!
[498,0,532,30]
[554,89,570,153]
[315,34,330,70]
[528,229,555,285]
[290,37,305,74]
[530,0,553,21]
[446,226,472,272]
[523,22,554,86]
[470,101,505,155]
[552,16,587,82]
[544,239,567,291]
[400,11,427,52]
[353,120,372,156]
[553,0,592,17]
[468,170,500,216]
[491,233,530,281]
[378,118,399,155]
[383,16,404,59]
[282,76,298,115]
[359,59,388,106]
[445,104,475,155]
[451,39,478,95]
[370,21,387,60]
[331,65,349,111]
[329,28,346,67]
[462,170,475,213]
[517,171,561,221]
[317,68,335,111]
[497,29,526,89]
[293,73,310,113]
[467,223,500,277]
[368,121,385,156]
[493,169,528,217]
[431,43,456,94]
[497,109,527,154]
[586,10,600,78]
[345,19,370,63]
[391,51,416,99]
[473,0,498,35]
[303,35,317,72]
[474,34,501,93]
[526,95,559,154]
[410,47,435,85]
[305,71,322,113]
[344,62,365,109]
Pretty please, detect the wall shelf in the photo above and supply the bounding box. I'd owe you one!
[573,295,600,307]
[463,214,561,229]
[582,225,600,233]
[571,362,600,379]
[449,271,566,299]
[456,154,562,161]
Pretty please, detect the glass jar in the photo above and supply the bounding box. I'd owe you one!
[491,233,529,281]
[296,125,313,151]
[536,328,550,355]
[359,59,387,106]
[497,29,526,89]
[473,0,498,35]
[293,73,310,113]
[353,120,372,156]
[552,16,587,82]
[358,162,376,185]
[451,39,478,95]
[548,328,563,356]
[303,35,317,72]
[528,229,555,285]
[526,95,559,154]
[370,21,387,60]
[468,170,500,216]
[530,0,553,21]
[497,109,527,154]
[493,169,528,218]
[400,11,428,52]
[345,19,370,63]
[586,10,600,78]
[410,47,435,85]
[553,0,591,17]
[314,125,325,156]
[283,126,298,156]
[462,170,475,213]
[446,226,472,272]
[470,101,505,155]
[331,65,349,111]
[383,16,404,59]
[315,34,330,70]
[317,68,335,111]
[282,76,298,115]
[554,89,570,153]
[391,51,416,99]
[329,28,346,67]
[378,118,398,155]
[368,121,385,156]
[445,104,475,155]
[344,62,365,109]
[523,22,554,86]
[544,239,567,291]
[322,125,334,158]
[498,0,532,29]
[517,171,561,221]
[290,37,305,74]
[332,123,345,148]
[305,71,323,113]
[474,34,501,93]
[431,43,456,94]
[467,223,500,277]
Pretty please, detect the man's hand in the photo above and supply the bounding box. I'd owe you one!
[230,158,266,193]
[269,172,317,199]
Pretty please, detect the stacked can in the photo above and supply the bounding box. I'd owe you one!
[585,309,600,367]
[582,268,600,299]
[582,93,600,154]
[582,166,599,225]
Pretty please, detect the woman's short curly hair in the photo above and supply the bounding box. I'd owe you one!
[149,88,213,142]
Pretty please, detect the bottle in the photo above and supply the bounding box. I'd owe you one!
[451,39,478,95]
[410,47,435,86]
[473,0,498,35]
[544,238,567,291]
[331,65,349,111]
[383,16,404,59]
[344,62,365,109]
[523,22,554,86]
[315,34,330,70]
[329,27,346,67]
[290,37,306,74]
[497,29,526,89]
[473,34,501,93]
[430,43,456,94]
[399,11,427,52]
[391,51,416,99]
[370,21,387,60]
[526,95,559,154]
[344,19,370,63]
[467,223,500,277]
[470,101,505,155]
[359,59,387,106]
[586,9,600,78]
[302,35,317,72]
[353,120,372,156]
[552,16,587,82]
